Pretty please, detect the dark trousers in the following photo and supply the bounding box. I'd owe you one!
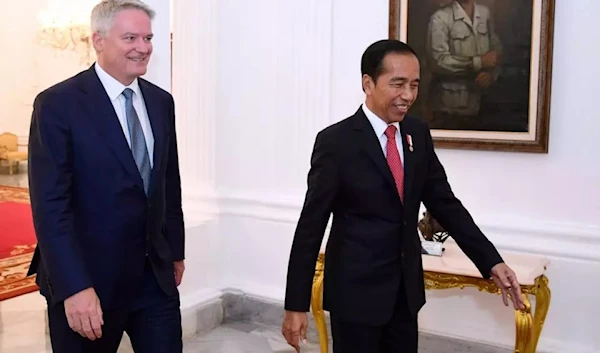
[47,260,182,353]
[330,283,418,353]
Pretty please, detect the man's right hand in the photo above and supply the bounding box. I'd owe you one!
[63,287,104,340]
[282,310,308,352]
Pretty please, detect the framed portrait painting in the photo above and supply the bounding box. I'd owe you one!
[389,0,555,153]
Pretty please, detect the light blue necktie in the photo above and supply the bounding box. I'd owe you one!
[122,88,151,195]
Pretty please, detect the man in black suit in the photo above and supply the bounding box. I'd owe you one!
[27,1,185,352]
[281,39,525,353]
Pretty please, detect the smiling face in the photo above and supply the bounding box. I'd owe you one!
[363,52,420,124]
[92,8,153,85]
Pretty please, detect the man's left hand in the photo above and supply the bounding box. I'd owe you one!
[490,263,526,310]
[174,261,185,286]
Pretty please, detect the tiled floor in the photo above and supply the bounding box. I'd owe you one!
[181,322,326,353]
[0,292,324,353]
[0,291,509,353]
[0,292,51,353]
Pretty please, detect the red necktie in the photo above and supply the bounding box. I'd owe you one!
[384,125,404,202]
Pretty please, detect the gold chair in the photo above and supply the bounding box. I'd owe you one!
[0,132,28,174]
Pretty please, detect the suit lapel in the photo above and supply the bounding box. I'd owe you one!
[353,107,419,205]
[399,120,417,203]
[139,79,165,196]
[77,66,145,192]
[353,109,397,192]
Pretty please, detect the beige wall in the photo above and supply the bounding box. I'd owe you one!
[0,1,97,140]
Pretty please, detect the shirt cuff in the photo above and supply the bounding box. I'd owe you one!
[473,56,482,71]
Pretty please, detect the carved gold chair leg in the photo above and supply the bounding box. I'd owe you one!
[311,254,328,353]
[526,275,551,353]
[514,294,533,353]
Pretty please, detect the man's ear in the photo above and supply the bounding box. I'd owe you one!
[92,32,104,52]
[362,74,373,94]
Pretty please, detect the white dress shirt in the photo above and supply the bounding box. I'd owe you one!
[362,103,404,164]
[94,62,154,167]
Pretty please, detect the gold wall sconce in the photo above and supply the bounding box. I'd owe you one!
[38,1,96,66]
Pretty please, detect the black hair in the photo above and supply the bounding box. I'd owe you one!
[361,39,418,84]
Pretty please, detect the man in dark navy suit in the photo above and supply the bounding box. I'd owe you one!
[26,1,185,352]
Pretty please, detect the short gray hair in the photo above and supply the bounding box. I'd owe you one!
[91,0,155,36]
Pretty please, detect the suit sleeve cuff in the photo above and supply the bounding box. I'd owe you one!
[480,254,504,279]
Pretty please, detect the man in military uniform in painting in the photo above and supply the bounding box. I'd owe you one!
[426,0,502,130]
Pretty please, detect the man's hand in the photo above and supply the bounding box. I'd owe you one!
[491,263,526,310]
[481,50,498,68]
[475,72,494,89]
[282,310,308,352]
[174,260,185,286]
[64,287,103,340]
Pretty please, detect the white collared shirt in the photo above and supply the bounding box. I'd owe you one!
[362,103,404,164]
[94,62,154,167]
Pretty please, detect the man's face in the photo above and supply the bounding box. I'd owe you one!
[363,53,420,123]
[93,9,153,84]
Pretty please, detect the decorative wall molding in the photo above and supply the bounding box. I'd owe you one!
[171,0,217,190]
[178,0,336,194]
[183,188,600,262]
[180,287,223,312]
